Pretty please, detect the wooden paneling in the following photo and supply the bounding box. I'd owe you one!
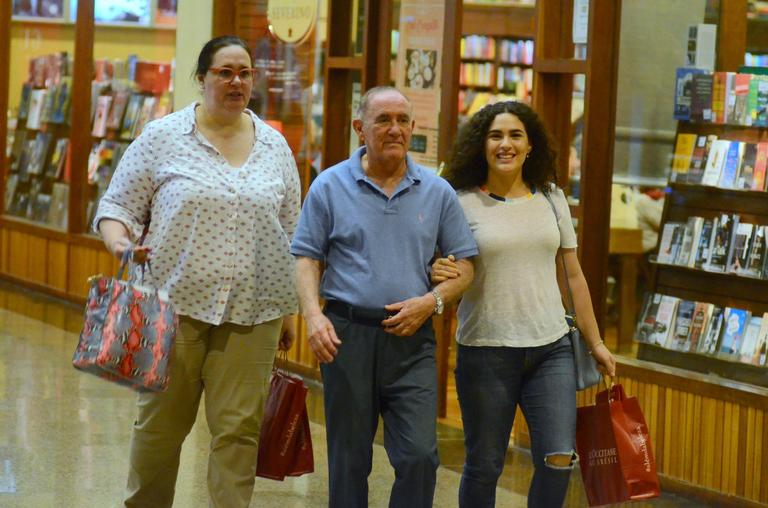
[67,244,99,298]
[0,229,9,273]
[47,240,68,292]
[461,4,535,38]
[8,230,29,279]
[27,236,48,285]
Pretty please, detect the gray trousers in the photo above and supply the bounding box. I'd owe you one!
[321,309,439,508]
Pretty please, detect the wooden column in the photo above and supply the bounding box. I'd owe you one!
[68,0,95,235]
[212,0,238,37]
[0,0,11,212]
[578,0,622,330]
[717,0,747,71]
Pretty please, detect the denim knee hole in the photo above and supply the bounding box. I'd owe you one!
[544,451,577,470]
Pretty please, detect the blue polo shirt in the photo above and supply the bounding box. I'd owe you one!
[291,147,478,308]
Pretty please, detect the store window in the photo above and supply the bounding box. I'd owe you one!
[84,7,176,232]
[5,10,75,230]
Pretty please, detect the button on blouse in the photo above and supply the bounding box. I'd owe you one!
[93,103,300,326]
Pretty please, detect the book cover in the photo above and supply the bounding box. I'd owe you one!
[739,316,763,364]
[753,75,768,127]
[635,293,661,343]
[751,314,768,366]
[669,299,696,351]
[744,225,766,278]
[736,143,757,189]
[670,133,697,182]
[693,217,717,269]
[120,94,144,139]
[131,96,157,138]
[106,90,129,130]
[26,89,47,130]
[700,139,729,186]
[46,138,69,179]
[40,84,56,124]
[711,71,727,124]
[728,222,754,274]
[753,142,767,191]
[719,307,750,356]
[27,132,52,175]
[651,295,679,347]
[717,141,743,188]
[10,129,28,171]
[674,67,706,121]
[657,222,684,264]
[47,182,69,230]
[3,175,18,213]
[688,302,714,353]
[690,73,714,123]
[18,83,32,120]
[16,139,36,182]
[674,217,701,266]
[687,134,718,184]
[707,213,737,272]
[50,77,72,124]
[91,95,113,137]
[730,73,751,125]
[699,305,725,354]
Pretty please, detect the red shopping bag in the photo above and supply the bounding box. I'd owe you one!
[256,369,314,480]
[575,383,660,506]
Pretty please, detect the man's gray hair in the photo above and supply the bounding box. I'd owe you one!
[355,86,413,120]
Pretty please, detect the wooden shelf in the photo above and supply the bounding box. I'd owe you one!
[461,4,535,38]
[637,342,768,388]
[665,183,768,218]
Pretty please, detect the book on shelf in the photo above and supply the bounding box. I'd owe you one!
[46,138,69,179]
[47,182,68,230]
[693,217,717,269]
[699,305,725,355]
[690,73,714,123]
[753,315,768,366]
[707,213,738,272]
[711,71,733,124]
[753,142,768,191]
[739,316,764,365]
[674,216,703,267]
[674,67,707,121]
[717,141,743,188]
[657,222,684,264]
[132,96,157,138]
[121,94,144,139]
[10,129,28,171]
[686,134,717,185]
[106,90,130,130]
[651,295,679,346]
[749,74,768,127]
[729,222,754,274]
[26,89,47,130]
[744,225,766,278]
[668,299,696,351]
[3,175,19,213]
[16,139,36,182]
[50,78,72,125]
[719,307,750,357]
[18,83,32,120]
[636,293,662,344]
[91,95,113,138]
[670,133,696,182]
[700,139,729,186]
[688,302,714,353]
[27,132,52,176]
[729,73,751,125]
[736,143,757,189]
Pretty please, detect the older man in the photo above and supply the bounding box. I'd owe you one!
[291,86,477,507]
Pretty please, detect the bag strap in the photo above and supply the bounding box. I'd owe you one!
[542,191,577,318]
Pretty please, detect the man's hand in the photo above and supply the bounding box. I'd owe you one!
[382,294,435,336]
[278,317,297,351]
[304,313,342,363]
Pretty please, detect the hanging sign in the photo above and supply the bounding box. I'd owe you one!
[267,0,317,44]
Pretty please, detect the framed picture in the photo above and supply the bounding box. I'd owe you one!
[69,0,151,25]
[13,0,65,19]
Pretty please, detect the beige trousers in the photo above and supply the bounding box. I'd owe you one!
[124,315,281,508]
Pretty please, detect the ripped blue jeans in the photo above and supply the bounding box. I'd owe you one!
[455,334,577,508]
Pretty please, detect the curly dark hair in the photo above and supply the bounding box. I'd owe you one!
[443,101,557,193]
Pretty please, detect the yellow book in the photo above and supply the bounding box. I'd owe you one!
[671,133,697,182]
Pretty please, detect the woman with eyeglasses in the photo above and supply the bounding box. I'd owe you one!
[93,35,301,508]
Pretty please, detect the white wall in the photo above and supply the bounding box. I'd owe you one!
[174,0,214,110]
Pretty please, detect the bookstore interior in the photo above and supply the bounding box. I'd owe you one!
[1,0,768,505]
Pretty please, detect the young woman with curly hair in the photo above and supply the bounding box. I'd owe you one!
[433,101,615,507]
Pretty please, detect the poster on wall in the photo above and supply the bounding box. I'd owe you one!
[394,0,444,171]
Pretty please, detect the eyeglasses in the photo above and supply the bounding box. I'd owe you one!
[208,67,259,82]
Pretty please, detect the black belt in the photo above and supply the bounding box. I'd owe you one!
[324,300,390,327]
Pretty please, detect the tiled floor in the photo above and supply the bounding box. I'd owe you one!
[0,281,712,507]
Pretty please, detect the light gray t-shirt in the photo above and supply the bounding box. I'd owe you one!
[455,186,578,347]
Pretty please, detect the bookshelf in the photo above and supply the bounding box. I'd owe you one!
[636,111,768,387]
[458,3,535,119]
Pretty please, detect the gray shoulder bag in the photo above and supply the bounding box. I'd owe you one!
[543,190,602,391]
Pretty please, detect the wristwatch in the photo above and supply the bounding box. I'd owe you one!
[431,289,444,315]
